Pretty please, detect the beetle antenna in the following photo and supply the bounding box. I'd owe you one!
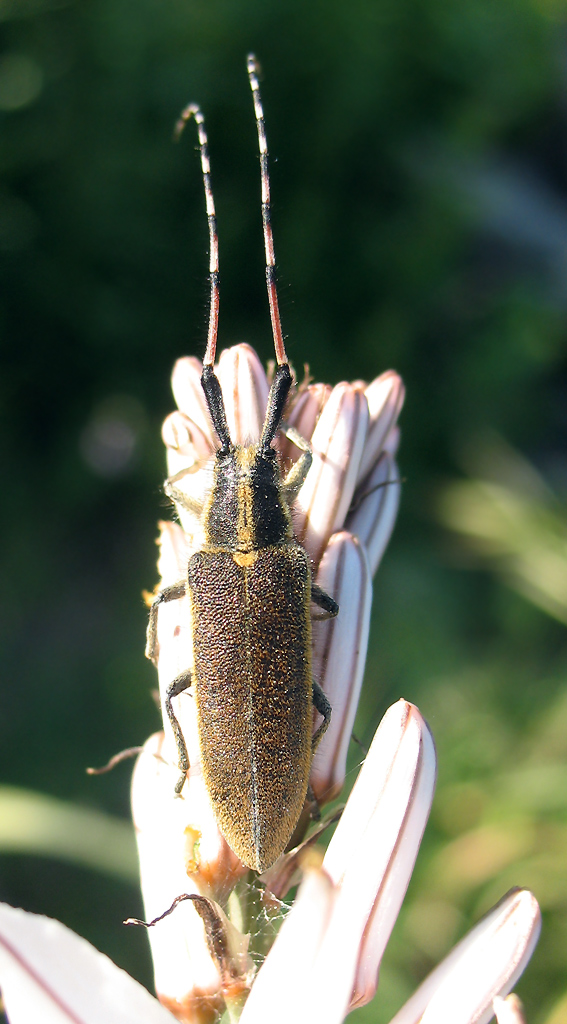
[247,54,288,368]
[175,103,231,452]
[174,103,220,370]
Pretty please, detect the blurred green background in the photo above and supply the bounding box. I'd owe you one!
[1,0,567,1020]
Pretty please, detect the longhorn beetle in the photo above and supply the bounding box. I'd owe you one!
[145,55,338,874]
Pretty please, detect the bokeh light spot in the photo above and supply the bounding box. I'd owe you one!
[0,52,43,111]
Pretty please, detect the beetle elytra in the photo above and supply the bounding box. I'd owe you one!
[145,55,338,873]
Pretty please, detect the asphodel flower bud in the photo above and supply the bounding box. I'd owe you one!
[310,531,372,803]
[135,343,405,1019]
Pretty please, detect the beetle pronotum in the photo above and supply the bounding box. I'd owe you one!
[145,55,338,874]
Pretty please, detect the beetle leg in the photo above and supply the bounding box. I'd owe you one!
[281,426,312,504]
[145,582,187,664]
[311,681,332,752]
[165,670,192,796]
[163,477,205,516]
[87,747,144,776]
[281,424,311,451]
[311,583,339,620]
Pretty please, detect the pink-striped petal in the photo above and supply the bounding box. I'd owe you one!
[388,889,540,1024]
[152,524,200,774]
[216,344,269,445]
[310,532,372,802]
[294,384,369,566]
[347,451,401,575]
[132,734,247,1021]
[155,520,191,582]
[278,383,333,463]
[171,357,213,445]
[0,902,176,1024]
[357,371,405,484]
[249,705,435,1024]
[240,862,341,1024]
[162,412,214,466]
[323,701,437,1009]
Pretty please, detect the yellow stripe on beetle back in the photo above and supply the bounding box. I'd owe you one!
[236,446,256,552]
[233,550,259,567]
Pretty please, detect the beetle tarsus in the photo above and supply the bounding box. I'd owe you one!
[311,583,339,620]
[164,478,204,517]
[165,670,192,795]
[281,428,312,504]
[312,681,332,751]
[145,582,187,663]
[174,772,187,796]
